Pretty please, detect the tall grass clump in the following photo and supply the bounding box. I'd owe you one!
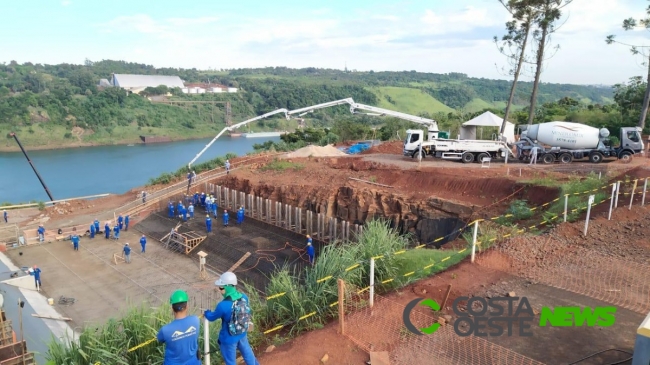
[46,302,222,365]
[253,219,408,335]
[546,172,607,220]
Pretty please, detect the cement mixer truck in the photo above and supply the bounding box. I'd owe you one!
[515,121,644,164]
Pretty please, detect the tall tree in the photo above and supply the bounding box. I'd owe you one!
[526,0,572,125]
[606,1,650,131]
[495,0,539,134]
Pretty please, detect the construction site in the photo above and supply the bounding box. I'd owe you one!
[2,139,650,364]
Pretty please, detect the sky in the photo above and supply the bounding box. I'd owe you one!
[0,0,648,85]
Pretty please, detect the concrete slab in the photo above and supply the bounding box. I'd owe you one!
[369,351,391,365]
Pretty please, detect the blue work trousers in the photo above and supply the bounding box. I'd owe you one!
[219,337,259,365]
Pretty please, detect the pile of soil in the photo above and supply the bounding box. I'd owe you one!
[286,145,348,158]
[361,141,402,154]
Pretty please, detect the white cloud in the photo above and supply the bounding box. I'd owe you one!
[87,1,650,85]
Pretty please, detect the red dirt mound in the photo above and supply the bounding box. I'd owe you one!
[361,141,403,154]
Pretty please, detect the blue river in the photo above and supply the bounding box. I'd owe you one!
[0,136,280,204]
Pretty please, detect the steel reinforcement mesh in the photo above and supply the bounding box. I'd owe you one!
[135,204,322,293]
[344,294,545,365]
[475,235,650,315]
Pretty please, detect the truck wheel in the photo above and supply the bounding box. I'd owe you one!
[619,151,632,162]
[559,153,573,164]
[589,152,603,164]
[461,152,475,163]
[412,150,425,159]
[542,154,555,164]
[476,153,490,163]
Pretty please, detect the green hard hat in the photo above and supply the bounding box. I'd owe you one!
[170,290,188,305]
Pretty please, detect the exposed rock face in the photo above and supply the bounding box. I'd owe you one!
[216,177,477,245]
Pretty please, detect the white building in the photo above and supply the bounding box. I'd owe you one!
[109,74,185,94]
[227,87,238,93]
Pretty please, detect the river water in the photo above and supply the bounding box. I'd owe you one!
[0,136,280,204]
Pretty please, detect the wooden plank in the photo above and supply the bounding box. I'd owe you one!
[31,314,72,321]
[227,252,251,272]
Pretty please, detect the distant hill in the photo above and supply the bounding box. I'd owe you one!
[0,60,614,150]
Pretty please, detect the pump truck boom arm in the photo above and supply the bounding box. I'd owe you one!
[187,108,289,169]
[188,98,438,169]
[287,98,439,129]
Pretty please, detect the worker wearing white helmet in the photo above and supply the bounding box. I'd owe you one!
[204,272,258,365]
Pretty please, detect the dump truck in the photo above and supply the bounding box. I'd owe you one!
[515,121,644,164]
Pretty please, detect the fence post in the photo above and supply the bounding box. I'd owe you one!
[563,194,568,222]
[643,178,648,207]
[584,195,595,237]
[471,220,479,263]
[614,181,621,208]
[608,184,616,220]
[629,179,638,210]
[203,317,210,365]
[338,279,346,335]
[369,257,375,309]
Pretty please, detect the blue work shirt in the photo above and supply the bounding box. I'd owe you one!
[118,216,123,224]
[204,294,250,344]
[113,226,119,233]
[125,216,129,224]
[37,227,45,234]
[307,245,315,257]
[188,205,194,213]
[140,237,147,246]
[123,245,131,255]
[90,225,95,233]
[71,235,79,245]
[33,268,41,280]
[156,315,201,365]
[206,217,212,226]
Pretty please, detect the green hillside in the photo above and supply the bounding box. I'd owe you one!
[0,60,619,150]
[370,86,454,115]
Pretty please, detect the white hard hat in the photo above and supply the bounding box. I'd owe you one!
[215,271,237,286]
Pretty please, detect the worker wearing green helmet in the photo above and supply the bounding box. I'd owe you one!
[156,290,201,365]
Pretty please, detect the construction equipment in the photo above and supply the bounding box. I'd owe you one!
[403,131,514,163]
[515,121,644,164]
[188,98,440,170]
[9,133,55,202]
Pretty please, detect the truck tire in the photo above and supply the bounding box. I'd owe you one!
[559,153,573,164]
[589,152,603,164]
[476,153,490,163]
[619,151,632,162]
[542,154,555,164]
[412,150,425,159]
[461,152,474,163]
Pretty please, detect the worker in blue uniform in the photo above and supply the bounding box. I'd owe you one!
[113,224,120,240]
[237,207,244,225]
[104,223,110,239]
[117,215,124,230]
[124,215,130,231]
[306,242,315,266]
[223,210,230,227]
[212,198,218,218]
[94,219,100,235]
[71,228,80,251]
[168,202,175,218]
[182,206,188,222]
[176,201,183,218]
[206,215,212,233]
[188,203,194,219]
[89,223,95,238]
[140,235,147,253]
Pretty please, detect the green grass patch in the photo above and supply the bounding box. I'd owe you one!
[392,248,469,284]
[369,86,453,115]
[259,159,304,172]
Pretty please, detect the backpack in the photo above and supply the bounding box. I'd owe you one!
[228,297,252,336]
